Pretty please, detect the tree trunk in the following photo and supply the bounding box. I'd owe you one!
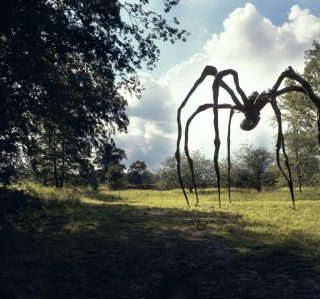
[60,134,65,188]
[53,155,59,188]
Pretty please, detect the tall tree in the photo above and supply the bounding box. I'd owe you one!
[278,81,319,189]
[277,41,320,188]
[0,0,188,183]
[304,40,320,96]
[107,164,126,190]
[95,139,126,183]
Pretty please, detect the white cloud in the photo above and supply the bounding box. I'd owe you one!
[285,5,320,42]
[117,3,320,169]
[116,75,177,168]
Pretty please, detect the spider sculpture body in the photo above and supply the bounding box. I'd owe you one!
[175,66,320,209]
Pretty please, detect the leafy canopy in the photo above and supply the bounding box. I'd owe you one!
[0,0,188,184]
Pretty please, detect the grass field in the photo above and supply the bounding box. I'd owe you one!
[1,183,320,298]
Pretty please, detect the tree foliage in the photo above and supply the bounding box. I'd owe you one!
[127,160,153,185]
[157,147,276,192]
[95,139,126,182]
[233,144,275,192]
[107,164,126,189]
[0,0,187,184]
[157,150,215,190]
[277,41,320,188]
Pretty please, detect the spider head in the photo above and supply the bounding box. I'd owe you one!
[240,113,261,131]
[240,91,261,131]
[248,91,259,104]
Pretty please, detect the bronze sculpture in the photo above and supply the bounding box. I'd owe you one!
[175,66,320,209]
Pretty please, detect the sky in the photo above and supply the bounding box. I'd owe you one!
[116,0,320,171]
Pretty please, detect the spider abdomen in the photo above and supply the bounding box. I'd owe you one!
[240,113,261,131]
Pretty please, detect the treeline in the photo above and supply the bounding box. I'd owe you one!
[156,145,319,192]
[59,141,317,192]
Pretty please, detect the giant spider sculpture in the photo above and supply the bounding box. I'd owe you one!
[175,66,320,209]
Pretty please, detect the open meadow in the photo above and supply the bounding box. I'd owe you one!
[1,184,320,298]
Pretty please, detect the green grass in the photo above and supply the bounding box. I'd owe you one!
[1,184,320,298]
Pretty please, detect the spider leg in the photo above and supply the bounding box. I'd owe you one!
[270,98,295,209]
[185,104,213,205]
[176,66,218,206]
[212,79,222,207]
[217,69,248,107]
[227,109,235,203]
[275,85,320,155]
[272,67,320,109]
[210,70,247,207]
[266,67,320,208]
[176,67,246,206]
[184,103,235,205]
[272,67,320,154]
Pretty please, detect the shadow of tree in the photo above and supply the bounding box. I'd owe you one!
[1,196,320,298]
[83,190,124,202]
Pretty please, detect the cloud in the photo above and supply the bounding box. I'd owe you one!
[117,3,320,169]
[116,117,175,170]
[126,74,173,123]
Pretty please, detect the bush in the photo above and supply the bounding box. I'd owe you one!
[0,188,43,231]
[20,181,81,208]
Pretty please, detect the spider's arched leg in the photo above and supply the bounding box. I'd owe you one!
[272,66,320,154]
[176,67,245,206]
[216,69,248,107]
[210,70,247,207]
[227,109,235,203]
[175,66,218,206]
[184,103,235,205]
[275,85,320,155]
[272,67,320,108]
[270,97,295,209]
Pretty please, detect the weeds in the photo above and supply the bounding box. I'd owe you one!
[19,181,81,208]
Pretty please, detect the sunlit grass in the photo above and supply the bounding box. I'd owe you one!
[19,182,320,244]
[3,182,320,297]
[80,185,320,251]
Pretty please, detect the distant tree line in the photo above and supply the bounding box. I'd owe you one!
[156,145,278,192]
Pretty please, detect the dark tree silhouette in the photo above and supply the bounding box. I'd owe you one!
[95,139,126,183]
[0,0,188,184]
[128,160,150,185]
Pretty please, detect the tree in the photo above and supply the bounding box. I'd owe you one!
[78,159,98,191]
[107,164,126,190]
[0,0,188,184]
[157,150,215,190]
[127,160,152,185]
[95,139,126,183]
[234,144,275,192]
[277,41,320,189]
[157,156,179,188]
[304,40,320,96]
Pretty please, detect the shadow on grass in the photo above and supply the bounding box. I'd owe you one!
[1,193,320,298]
[83,190,125,202]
